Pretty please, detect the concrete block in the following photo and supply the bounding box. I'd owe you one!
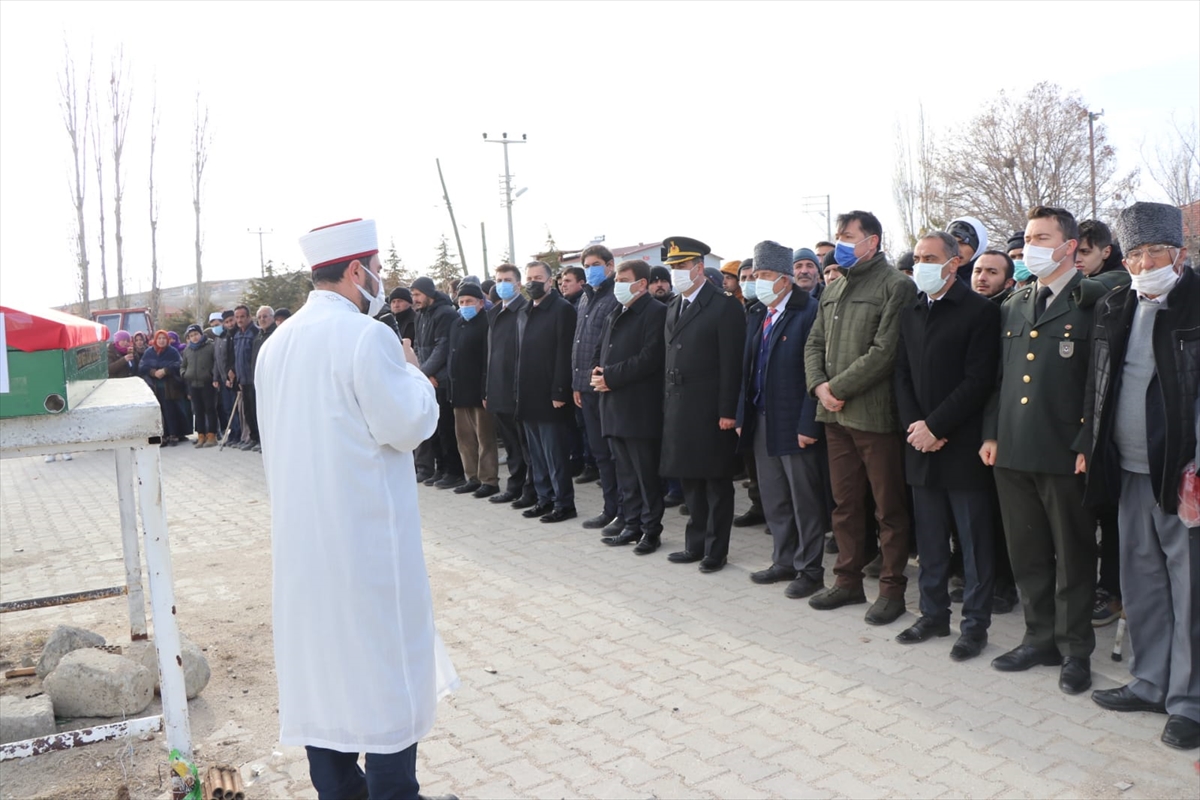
[126,634,211,699]
[0,693,56,744]
[35,625,105,678]
[43,649,153,718]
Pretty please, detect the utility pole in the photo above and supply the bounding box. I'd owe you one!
[248,228,272,276]
[801,195,832,241]
[1087,110,1104,220]
[436,158,468,276]
[480,221,489,278]
[483,132,526,264]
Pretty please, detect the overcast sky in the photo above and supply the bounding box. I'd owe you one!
[1,0,1197,312]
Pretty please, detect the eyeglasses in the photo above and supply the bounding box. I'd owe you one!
[1124,244,1176,265]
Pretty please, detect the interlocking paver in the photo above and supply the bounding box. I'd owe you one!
[2,448,1197,800]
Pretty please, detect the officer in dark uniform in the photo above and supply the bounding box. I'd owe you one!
[980,205,1129,695]
[659,236,747,572]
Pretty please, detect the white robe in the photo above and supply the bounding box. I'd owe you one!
[256,289,458,754]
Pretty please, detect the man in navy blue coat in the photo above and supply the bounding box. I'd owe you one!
[736,241,829,599]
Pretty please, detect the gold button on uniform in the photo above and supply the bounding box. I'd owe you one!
[1021,397,1029,404]
[1030,330,1039,339]
[1023,375,1031,383]
[1027,352,1035,361]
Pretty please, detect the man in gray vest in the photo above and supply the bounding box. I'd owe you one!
[1082,202,1199,751]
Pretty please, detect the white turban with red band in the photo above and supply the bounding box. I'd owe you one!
[299,218,379,270]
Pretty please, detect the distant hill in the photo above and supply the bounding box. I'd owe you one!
[58,278,254,315]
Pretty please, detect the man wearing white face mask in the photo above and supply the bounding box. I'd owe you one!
[1081,201,1200,751]
[660,236,747,572]
[256,218,459,800]
[980,205,1127,695]
[737,241,828,600]
[895,232,1001,661]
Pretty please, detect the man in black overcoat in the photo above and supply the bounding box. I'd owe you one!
[659,236,747,572]
[591,259,668,553]
[484,264,535,507]
[894,232,1000,662]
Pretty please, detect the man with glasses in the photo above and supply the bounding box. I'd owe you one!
[980,205,1127,695]
[1081,202,1199,751]
[804,210,917,625]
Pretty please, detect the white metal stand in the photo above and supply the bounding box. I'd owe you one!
[0,379,192,761]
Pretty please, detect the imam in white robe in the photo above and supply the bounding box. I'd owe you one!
[256,289,458,754]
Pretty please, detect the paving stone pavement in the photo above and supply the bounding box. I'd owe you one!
[1,444,1197,799]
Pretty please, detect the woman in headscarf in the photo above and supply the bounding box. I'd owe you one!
[108,330,139,378]
[138,330,188,445]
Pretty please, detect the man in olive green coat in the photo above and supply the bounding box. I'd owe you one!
[804,210,917,626]
[980,205,1130,696]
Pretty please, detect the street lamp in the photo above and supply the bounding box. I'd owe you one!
[1087,109,1104,220]
[483,132,527,263]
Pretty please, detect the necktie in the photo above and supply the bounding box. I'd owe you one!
[762,309,775,341]
[1035,286,1053,319]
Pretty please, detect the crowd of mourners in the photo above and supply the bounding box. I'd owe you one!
[108,200,1199,752]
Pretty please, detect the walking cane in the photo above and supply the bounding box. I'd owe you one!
[218,389,244,451]
[1111,612,1127,662]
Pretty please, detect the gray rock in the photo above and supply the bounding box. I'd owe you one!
[35,625,105,678]
[126,635,211,700]
[0,693,55,744]
[43,649,153,718]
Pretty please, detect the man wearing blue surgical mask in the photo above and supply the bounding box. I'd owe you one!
[571,244,624,534]
[804,210,917,626]
[484,263,537,508]
[447,283,499,500]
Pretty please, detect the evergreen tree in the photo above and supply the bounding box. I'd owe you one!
[382,238,415,290]
[537,227,564,273]
[241,262,313,315]
[428,235,463,292]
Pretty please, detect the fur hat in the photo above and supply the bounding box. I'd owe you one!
[1113,202,1184,250]
[752,241,792,276]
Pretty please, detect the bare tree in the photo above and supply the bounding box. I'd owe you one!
[1142,114,1200,209]
[932,82,1138,235]
[59,42,93,315]
[191,93,211,321]
[148,83,161,325]
[891,105,948,249]
[90,81,108,306]
[110,47,132,307]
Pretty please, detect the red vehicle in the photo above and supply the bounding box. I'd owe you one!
[91,307,153,341]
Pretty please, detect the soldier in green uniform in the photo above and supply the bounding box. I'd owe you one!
[980,205,1130,696]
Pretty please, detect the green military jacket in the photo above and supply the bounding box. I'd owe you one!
[804,251,917,434]
[982,269,1129,474]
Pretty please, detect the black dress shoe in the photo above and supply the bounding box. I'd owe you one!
[732,507,766,527]
[950,633,988,662]
[601,519,625,535]
[522,502,553,518]
[574,466,600,484]
[435,474,467,490]
[489,490,519,504]
[750,564,797,585]
[699,556,727,573]
[415,470,433,484]
[1059,657,1092,695]
[1161,714,1200,750]
[472,484,500,499]
[784,575,823,599]
[679,504,690,516]
[540,507,577,523]
[1091,685,1167,714]
[581,513,616,530]
[602,528,642,546]
[662,494,684,508]
[808,585,866,610]
[424,471,445,486]
[633,534,661,555]
[511,495,539,510]
[453,479,482,494]
[991,644,1062,672]
[895,616,951,644]
[667,550,702,564]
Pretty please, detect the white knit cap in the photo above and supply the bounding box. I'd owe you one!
[298,218,378,270]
